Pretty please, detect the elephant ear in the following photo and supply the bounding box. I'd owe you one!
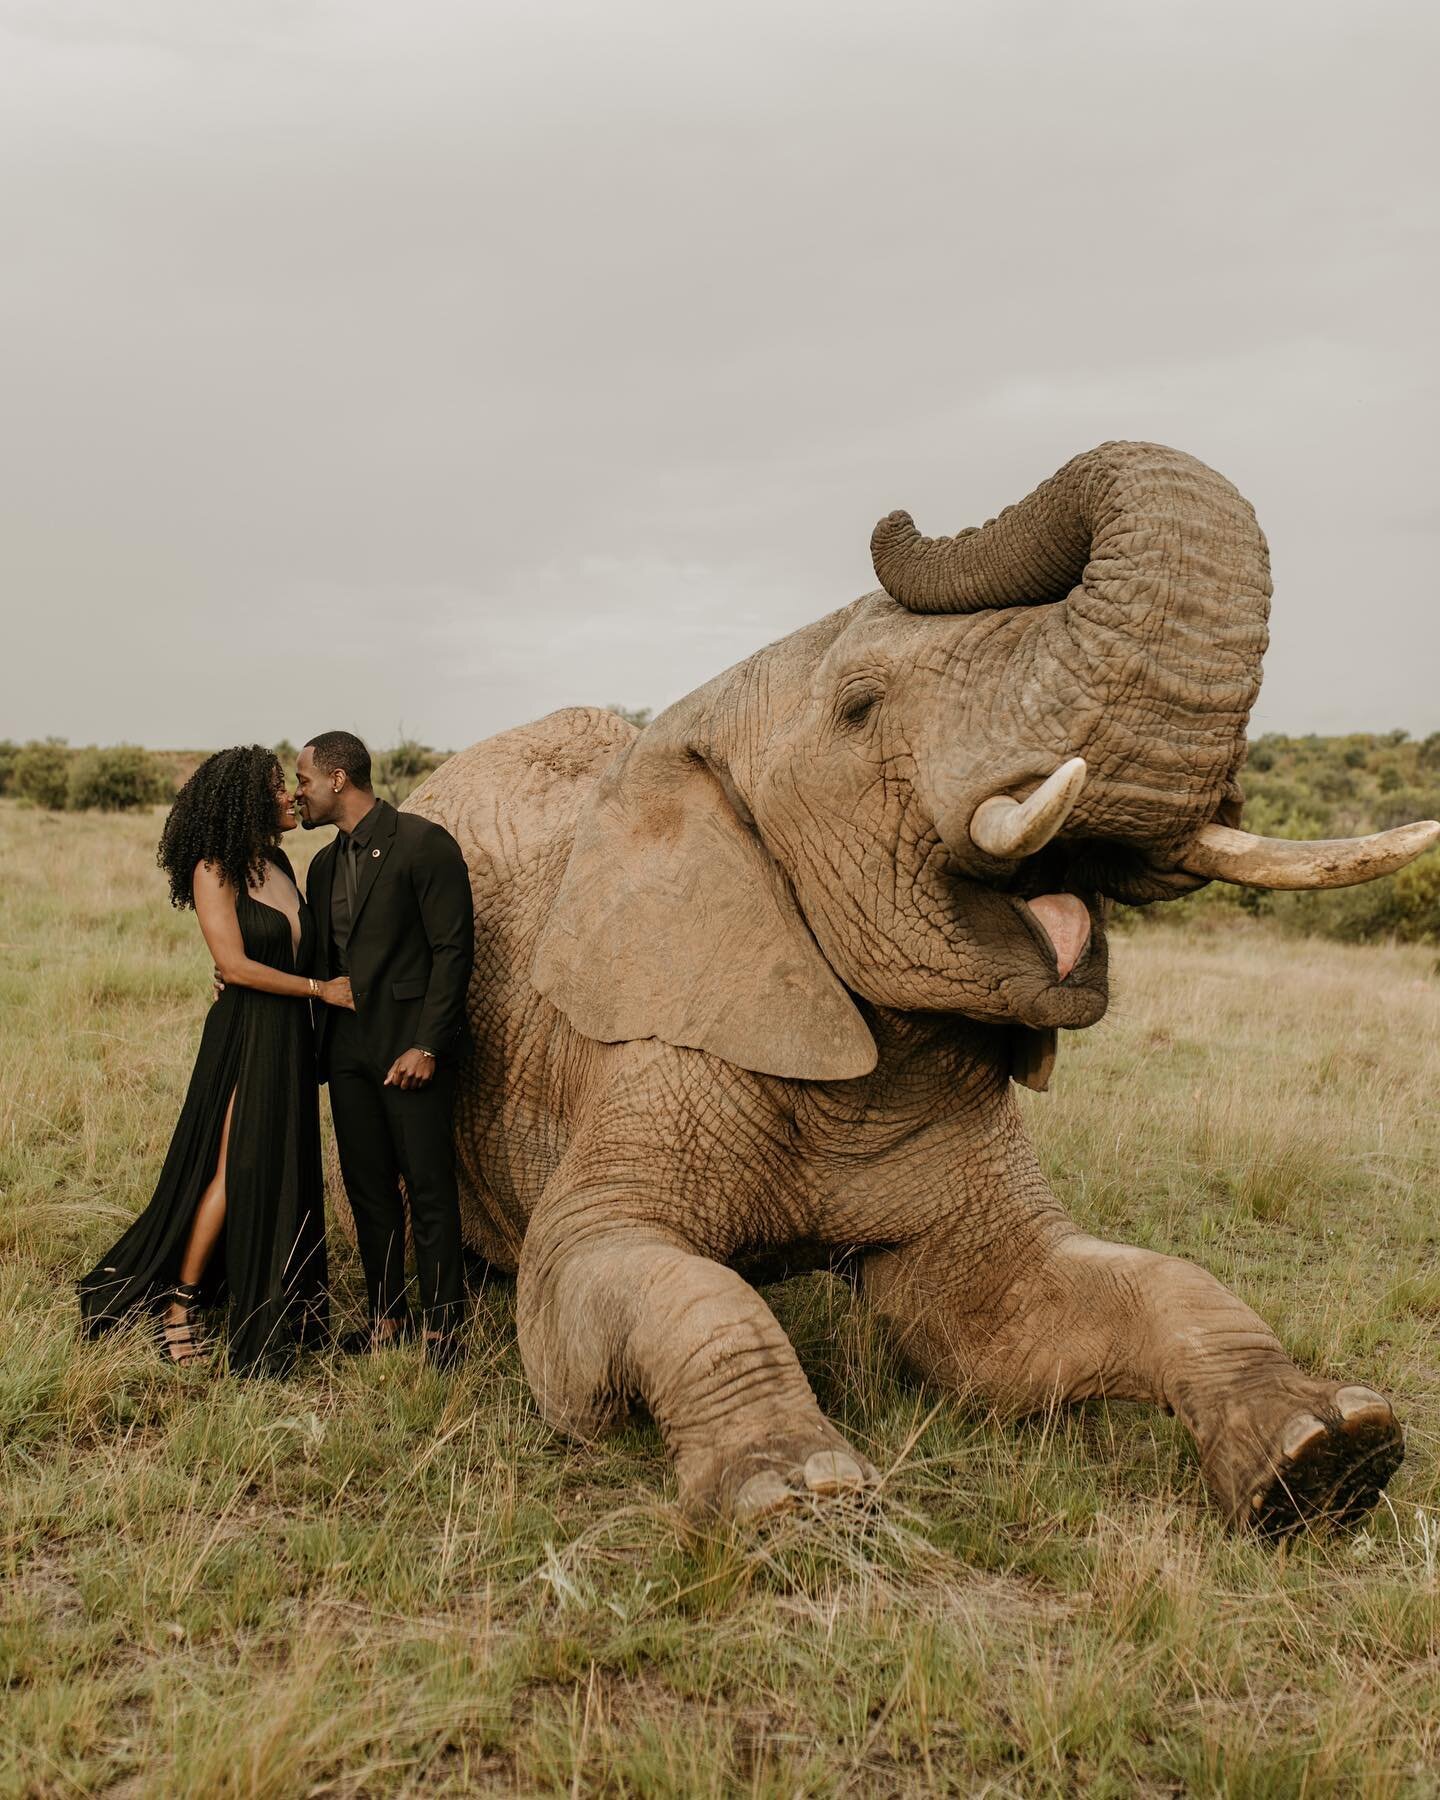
[532,718,877,1082]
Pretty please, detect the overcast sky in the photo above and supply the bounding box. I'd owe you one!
[1,0,1436,751]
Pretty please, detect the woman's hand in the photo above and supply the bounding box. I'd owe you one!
[320,976,356,1011]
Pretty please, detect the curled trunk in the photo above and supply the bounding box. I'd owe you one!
[875,443,1272,861]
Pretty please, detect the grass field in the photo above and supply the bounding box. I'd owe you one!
[2,798,1438,1797]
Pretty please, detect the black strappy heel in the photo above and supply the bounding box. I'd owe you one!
[158,1281,209,1367]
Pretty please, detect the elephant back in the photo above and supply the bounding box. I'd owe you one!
[401,706,641,1266]
[406,706,638,853]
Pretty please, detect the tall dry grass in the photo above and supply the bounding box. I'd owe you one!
[2,800,1437,1796]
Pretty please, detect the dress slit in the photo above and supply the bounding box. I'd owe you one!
[78,851,328,1373]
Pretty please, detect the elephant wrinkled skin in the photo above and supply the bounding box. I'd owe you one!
[410,442,1435,1533]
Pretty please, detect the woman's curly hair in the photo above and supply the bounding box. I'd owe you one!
[157,745,284,909]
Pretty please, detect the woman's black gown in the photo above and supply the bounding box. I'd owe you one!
[78,852,328,1373]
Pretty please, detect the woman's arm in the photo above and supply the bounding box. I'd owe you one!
[194,863,353,1007]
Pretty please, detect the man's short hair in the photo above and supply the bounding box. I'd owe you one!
[306,730,373,792]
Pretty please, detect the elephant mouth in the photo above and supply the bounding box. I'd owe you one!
[1015,892,1093,982]
[970,835,1100,986]
[924,833,1110,1028]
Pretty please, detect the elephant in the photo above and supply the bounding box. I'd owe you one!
[409,441,1438,1532]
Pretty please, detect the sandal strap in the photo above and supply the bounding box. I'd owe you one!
[159,1283,208,1363]
[160,1326,206,1352]
[160,1312,206,1347]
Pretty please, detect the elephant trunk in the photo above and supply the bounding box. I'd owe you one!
[873,442,1273,860]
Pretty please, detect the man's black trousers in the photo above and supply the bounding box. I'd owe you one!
[326,1009,465,1333]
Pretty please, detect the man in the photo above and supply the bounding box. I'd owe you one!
[296,730,474,1367]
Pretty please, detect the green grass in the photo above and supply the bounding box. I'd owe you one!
[2,799,1438,1796]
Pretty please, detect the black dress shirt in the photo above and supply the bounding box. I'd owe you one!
[329,800,380,973]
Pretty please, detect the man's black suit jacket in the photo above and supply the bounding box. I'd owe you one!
[308,799,475,1082]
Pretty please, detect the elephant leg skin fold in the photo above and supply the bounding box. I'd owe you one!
[862,1224,1402,1535]
[517,1200,877,1520]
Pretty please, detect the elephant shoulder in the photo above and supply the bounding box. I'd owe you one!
[403,708,635,876]
[507,707,641,786]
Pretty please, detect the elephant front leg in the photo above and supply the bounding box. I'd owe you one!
[518,1205,876,1520]
[864,1225,1402,1533]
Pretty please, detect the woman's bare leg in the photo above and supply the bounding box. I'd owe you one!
[164,1095,234,1344]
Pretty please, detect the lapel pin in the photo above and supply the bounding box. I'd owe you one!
[371,848,381,858]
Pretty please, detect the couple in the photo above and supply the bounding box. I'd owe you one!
[77,732,474,1375]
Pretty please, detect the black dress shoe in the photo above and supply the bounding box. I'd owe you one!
[337,1320,412,1356]
[423,1332,466,1372]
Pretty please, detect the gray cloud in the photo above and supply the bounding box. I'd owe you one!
[1,0,1435,749]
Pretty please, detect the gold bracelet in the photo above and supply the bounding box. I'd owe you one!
[308,978,320,998]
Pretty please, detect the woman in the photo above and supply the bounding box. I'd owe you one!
[78,745,354,1373]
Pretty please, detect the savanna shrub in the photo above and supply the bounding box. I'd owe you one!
[373,739,446,805]
[66,745,169,812]
[1388,853,1440,940]
[1373,785,1440,832]
[13,740,71,810]
[380,738,435,780]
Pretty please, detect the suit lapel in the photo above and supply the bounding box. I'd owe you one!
[349,800,398,938]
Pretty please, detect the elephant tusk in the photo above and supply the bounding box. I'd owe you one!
[970,757,1088,860]
[1178,819,1440,890]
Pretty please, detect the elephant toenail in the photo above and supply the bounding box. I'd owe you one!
[803,1451,866,1495]
[1279,1413,1328,1462]
[1334,1387,1389,1423]
[734,1470,797,1520]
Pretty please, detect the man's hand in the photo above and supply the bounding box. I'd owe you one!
[212,965,225,1003]
[384,1047,436,1090]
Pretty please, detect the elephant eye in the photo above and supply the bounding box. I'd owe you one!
[836,685,882,729]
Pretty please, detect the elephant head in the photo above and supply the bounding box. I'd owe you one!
[535,442,1439,1081]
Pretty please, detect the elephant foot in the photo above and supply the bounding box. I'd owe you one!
[678,1419,878,1523]
[1205,1382,1404,1536]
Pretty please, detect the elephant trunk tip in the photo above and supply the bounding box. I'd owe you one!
[871,509,982,612]
[870,510,917,573]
